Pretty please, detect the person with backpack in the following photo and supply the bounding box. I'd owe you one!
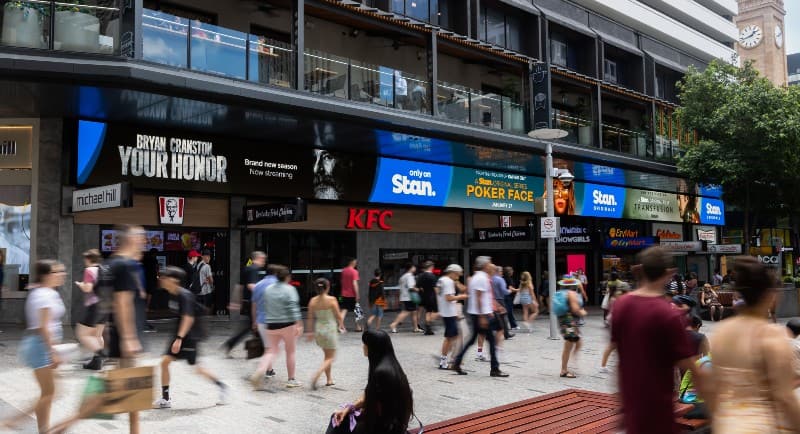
[197,250,214,309]
[75,249,105,370]
[366,269,385,331]
[553,277,586,378]
[153,266,228,409]
[184,250,201,293]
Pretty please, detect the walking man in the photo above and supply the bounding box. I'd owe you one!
[251,264,277,377]
[339,258,361,332]
[198,250,214,309]
[609,247,701,434]
[555,278,586,378]
[153,266,228,408]
[417,261,439,335]
[389,263,420,333]
[492,265,514,340]
[452,257,509,378]
[503,267,519,330]
[224,251,265,356]
[437,264,467,369]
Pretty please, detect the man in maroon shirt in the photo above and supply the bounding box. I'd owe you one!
[339,258,360,332]
[609,247,703,434]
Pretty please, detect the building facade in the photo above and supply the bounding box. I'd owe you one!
[735,0,788,85]
[0,0,734,324]
[789,53,800,86]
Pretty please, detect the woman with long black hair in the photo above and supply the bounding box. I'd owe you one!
[327,330,414,434]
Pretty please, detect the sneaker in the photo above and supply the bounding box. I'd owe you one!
[391,328,398,334]
[83,355,103,371]
[475,354,488,362]
[286,379,302,388]
[265,369,276,378]
[452,365,468,375]
[598,366,610,374]
[490,369,510,378]
[424,330,434,336]
[413,328,424,333]
[217,385,229,405]
[511,326,521,330]
[153,398,172,409]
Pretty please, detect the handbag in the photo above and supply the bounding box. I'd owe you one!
[601,293,610,310]
[245,337,264,359]
[512,292,521,306]
[354,303,364,322]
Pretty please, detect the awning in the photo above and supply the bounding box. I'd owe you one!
[644,50,687,73]
[595,30,643,57]
[498,0,540,15]
[537,7,596,38]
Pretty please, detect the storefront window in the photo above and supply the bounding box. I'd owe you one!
[0,187,31,290]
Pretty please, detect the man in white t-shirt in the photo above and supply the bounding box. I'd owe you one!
[389,264,421,333]
[452,257,509,377]
[436,264,467,369]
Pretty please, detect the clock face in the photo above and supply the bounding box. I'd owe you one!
[775,25,783,48]
[739,24,763,49]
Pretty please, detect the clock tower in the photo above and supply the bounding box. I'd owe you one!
[735,0,787,86]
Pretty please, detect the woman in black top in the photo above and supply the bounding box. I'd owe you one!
[327,330,414,434]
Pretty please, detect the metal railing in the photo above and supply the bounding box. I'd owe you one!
[437,81,525,133]
[552,110,595,147]
[602,124,656,159]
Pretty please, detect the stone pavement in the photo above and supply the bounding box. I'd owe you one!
[0,310,714,433]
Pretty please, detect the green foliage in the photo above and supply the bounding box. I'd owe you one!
[4,1,49,20]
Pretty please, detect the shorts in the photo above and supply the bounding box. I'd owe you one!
[402,301,417,312]
[442,316,458,338]
[371,305,384,318]
[79,303,99,327]
[165,338,198,365]
[422,295,438,313]
[19,334,53,370]
[340,297,356,311]
[559,314,581,342]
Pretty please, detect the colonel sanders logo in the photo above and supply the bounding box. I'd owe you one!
[159,196,184,225]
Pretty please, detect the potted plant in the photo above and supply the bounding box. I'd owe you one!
[2,1,48,48]
[574,98,593,146]
[54,0,100,53]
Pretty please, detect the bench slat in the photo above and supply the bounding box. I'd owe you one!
[453,401,602,433]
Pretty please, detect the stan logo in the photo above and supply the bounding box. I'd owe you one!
[705,203,722,215]
[391,169,436,197]
[159,196,184,225]
[592,190,617,206]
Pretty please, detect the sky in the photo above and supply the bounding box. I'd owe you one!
[786,0,800,55]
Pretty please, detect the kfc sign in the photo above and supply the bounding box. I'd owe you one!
[159,196,185,225]
[346,208,393,230]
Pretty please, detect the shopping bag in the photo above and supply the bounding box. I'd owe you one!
[79,375,113,419]
[245,337,264,360]
[96,366,154,414]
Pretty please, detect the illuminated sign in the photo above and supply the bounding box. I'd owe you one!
[346,208,393,230]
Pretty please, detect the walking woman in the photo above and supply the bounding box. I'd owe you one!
[327,330,414,434]
[75,249,105,370]
[250,266,303,389]
[3,260,66,433]
[700,283,724,321]
[518,271,538,329]
[709,256,800,433]
[306,278,344,389]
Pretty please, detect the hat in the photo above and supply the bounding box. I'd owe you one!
[558,277,581,288]
[187,250,201,258]
[444,264,463,274]
[672,295,696,308]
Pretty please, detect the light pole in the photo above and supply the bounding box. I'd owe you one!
[528,128,572,339]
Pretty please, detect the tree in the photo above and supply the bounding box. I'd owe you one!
[676,59,800,252]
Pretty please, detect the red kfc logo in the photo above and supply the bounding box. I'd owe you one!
[346,208,393,231]
[159,196,185,225]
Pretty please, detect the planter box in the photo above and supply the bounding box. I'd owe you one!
[54,10,99,53]
[2,6,45,49]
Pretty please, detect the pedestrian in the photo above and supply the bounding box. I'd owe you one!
[503,266,520,331]
[416,260,439,335]
[223,251,265,356]
[389,263,420,333]
[142,248,159,314]
[184,250,201,293]
[104,225,147,434]
[306,278,344,389]
[75,249,105,370]
[327,330,414,434]
[685,272,698,294]
[451,256,509,378]
[688,315,709,357]
[667,273,686,296]
[608,246,703,434]
[709,256,800,432]
[250,266,303,389]
[712,269,723,286]
[554,277,586,378]
[251,264,277,378]
[517,271,538,330]
[153,266,228,409]
[197,249,214,309]
[339,258,362,332]
[366,269,385,330]
[436,264,467,369]
[2,260,66,432]
[539,271,550,315]
[491,265,514,341]
[700,283,724,321]
[722,268,734,285]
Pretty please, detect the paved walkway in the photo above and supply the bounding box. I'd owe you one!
[0,310,707,433]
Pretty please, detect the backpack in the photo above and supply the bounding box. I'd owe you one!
[552,290,570,316]
[189,262,203,294]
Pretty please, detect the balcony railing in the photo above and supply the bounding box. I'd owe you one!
[552,110,595,147]
[437,82,525,133]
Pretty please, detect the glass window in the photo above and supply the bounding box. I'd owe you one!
[485,7,505,46]
[0,186,31,289]
[406,0,428,21]
[506,14,521,51]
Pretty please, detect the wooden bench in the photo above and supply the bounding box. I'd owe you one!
[410,389,709,434]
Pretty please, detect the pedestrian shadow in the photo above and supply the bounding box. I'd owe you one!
[142,406,216,420]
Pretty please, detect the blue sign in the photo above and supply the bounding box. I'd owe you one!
[375,130,454,163]
[76,120,108,184]
[699,198,726,225]
[699,184,723,198]
[603,237,658,250]
[369,158,452,207]
[580,183,626,218]
[577,163,626,185]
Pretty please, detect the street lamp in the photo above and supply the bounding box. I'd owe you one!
[528,128,572,339]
